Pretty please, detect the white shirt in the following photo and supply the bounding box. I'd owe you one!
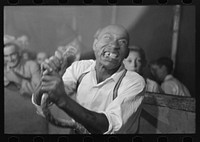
[146,78,162,93]
[32,60,145,134]
[161,74,191,97]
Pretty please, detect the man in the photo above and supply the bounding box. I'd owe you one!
[4,42,41,96]
[36,52,49,66]
[33,25,146,134]
[123,46,162,93]
[150,57,191,97]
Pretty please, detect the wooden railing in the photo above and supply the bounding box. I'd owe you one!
[143,92,195,112]
[139,92,195,134]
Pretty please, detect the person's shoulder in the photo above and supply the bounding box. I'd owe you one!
[146,78,158,85]
[24,60,39,69]
[25,60,38,65]
[161,79,176,89]
[71,59,94,70]
[125,71,146,85]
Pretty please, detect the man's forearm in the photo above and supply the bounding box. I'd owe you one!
[56,94,109,134]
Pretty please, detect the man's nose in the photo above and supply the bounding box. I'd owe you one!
[109,41,120,49]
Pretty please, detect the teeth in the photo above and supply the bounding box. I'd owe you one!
[110,53,117,59]
[104,52,110,57]
[104,51,117,59]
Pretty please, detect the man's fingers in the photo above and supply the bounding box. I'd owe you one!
[41,59,53,73]
[49,56,61,70]
[41,57,61,73]
[55,50,63,60]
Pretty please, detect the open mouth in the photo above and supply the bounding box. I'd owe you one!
[103,51,119,60]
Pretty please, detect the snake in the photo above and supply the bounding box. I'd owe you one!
[33,46,90,134]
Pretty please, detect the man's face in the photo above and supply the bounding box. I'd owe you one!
[123,51,143,74]
[4,45,20,68]
[93,25,129,69]
[150,64,165,83]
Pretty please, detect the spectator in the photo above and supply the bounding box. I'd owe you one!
[4,41,41,97]
[36,52,48,66]
[22,49,36,61]
[123,45,162,93]
[150,57,191,97]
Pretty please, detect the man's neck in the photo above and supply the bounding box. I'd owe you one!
[95,62,121,83]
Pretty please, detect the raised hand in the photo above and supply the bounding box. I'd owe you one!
[41,69,66,104]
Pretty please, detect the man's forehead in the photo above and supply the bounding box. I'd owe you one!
[99,25,128,38]
[4,45,17,51]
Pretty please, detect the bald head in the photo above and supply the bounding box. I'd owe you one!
[95,25,129,43]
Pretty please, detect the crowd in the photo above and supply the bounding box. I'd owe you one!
[4,24,191,134]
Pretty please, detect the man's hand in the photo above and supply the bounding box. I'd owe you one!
[41,55,62,74]
[41,69,66,105]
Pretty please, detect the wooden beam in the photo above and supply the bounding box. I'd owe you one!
[171,5,181,71]
[143,92,195,113]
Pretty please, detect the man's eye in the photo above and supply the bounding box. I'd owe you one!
[118,40,127,46]
[103,35,111,40]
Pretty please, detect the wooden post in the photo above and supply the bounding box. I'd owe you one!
[171,5,181,72]
[111,6,117,24]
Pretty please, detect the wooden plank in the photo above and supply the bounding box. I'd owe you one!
[143,92,195,112]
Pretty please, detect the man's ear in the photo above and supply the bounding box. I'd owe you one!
[93,28,102,51]
[92,38,98,51]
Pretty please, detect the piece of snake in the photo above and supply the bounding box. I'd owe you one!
[41,93,89,134]
[35,46,90,134]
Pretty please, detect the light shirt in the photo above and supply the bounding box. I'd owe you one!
[63,60,145,134]
[161,74,191,97]
[32,60,145,134]
[4,59,41,96]
[146,78,162,93]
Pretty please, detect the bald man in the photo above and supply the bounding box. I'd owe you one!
[33,25,145,134]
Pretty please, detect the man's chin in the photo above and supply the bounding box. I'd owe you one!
[101,60,121,70]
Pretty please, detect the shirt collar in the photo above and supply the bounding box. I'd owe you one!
[164,74,173,81]
[85,60,126,83]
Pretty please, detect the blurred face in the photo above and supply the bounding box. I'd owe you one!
[22,52,29,60]
[4,45,20,68]
[150,64,166,83]
[123,51,143,74]
[37,53,48,65]
[93,25,129,70]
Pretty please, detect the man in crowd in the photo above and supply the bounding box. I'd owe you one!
[4,41,41,97]
[33,25,146,134]
[150,57,191,97]
[36,52,49,67]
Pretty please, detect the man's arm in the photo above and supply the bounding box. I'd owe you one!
[40,70,109,134]
[57,94,109,134]
[28,61,41,87]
